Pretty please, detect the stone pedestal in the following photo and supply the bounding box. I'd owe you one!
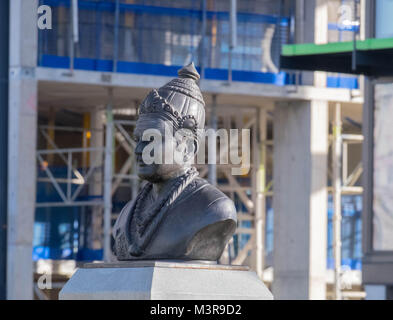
[59,261,273,300]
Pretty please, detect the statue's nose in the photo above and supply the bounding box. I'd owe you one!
[135,141,145,154]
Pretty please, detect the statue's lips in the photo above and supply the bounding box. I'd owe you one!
[137,160,147,167]
[138,162,148,167]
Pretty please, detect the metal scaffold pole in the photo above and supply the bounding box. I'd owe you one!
[208,94,218,186]
[255,107,266,279]
[69,0,79,72]
[103,89,114,262]
[200,0,207,80]
[113,0,120,72]
[228,0,237,83]
[333,102,342,300]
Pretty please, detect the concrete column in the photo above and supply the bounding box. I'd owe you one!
[7,0,38,299]
[295,0,328,86]
[103,93,114,262]
[314,0,328,88]
[89,107,104,250]
[314,0,328,45]
[273,100,328,300]
[295,0,315,85]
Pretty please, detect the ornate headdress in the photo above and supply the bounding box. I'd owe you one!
[138,62,205,138]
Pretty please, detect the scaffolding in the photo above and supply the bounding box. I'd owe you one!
[330,102,363,300]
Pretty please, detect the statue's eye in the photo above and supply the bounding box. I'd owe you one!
[142,136,154,143]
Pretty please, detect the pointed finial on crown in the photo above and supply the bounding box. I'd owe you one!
[178,62,200,82]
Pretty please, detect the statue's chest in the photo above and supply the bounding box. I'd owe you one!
[130,193,157,231]
[115,202,195,260]
[114,178,207,260]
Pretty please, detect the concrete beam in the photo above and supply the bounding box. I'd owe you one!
[272,100,328,299]
[7,0,38,300]
[35,67,363,104]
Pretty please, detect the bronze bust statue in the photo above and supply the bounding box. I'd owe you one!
[112,63,237,261]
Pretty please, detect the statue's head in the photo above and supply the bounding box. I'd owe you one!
[133,63,205,183]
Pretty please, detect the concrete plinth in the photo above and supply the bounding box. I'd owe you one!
[59,261,273,300]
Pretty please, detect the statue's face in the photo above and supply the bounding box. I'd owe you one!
[133,116,194,183]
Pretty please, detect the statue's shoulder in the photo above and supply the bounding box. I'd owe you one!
[180,178,237,260]
[177,176,237,223]
[112,198,134,240]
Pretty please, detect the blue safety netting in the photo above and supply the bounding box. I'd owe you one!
[38,0,294,84]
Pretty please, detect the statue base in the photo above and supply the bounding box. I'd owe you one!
[59,260,273,300]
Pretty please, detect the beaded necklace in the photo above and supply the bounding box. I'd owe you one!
[127,167,199,256]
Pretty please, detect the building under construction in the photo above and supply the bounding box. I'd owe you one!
[1,0,392,300]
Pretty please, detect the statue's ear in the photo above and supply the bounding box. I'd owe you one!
[183,136,196,163]
[175,129,198,164]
